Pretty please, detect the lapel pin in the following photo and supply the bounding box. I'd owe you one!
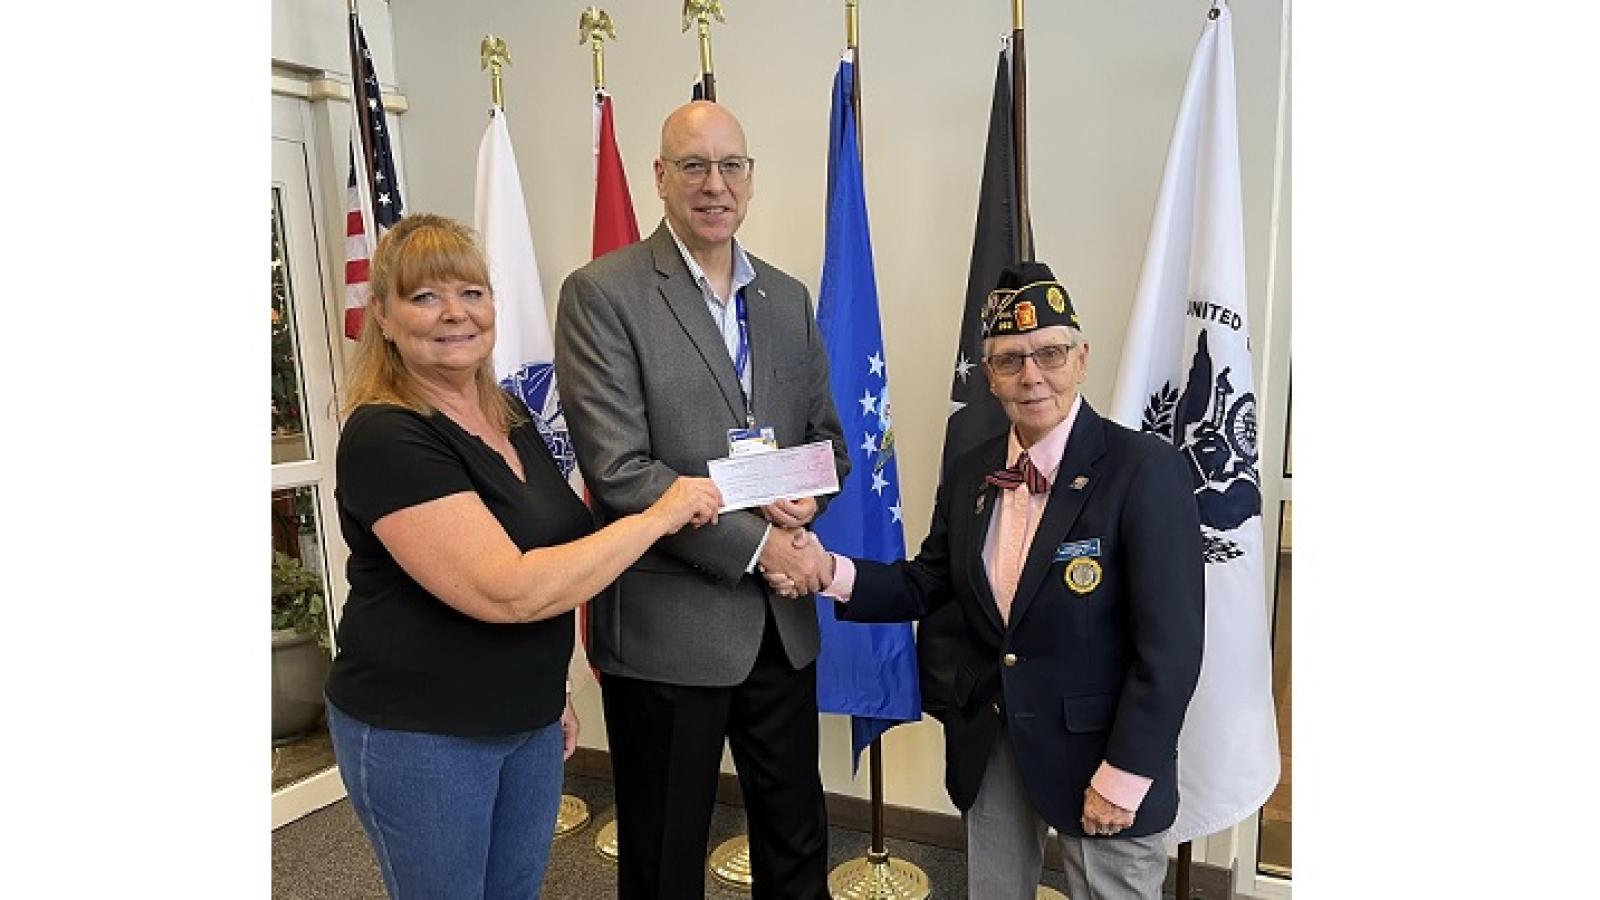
[974,491,987,516]
[1065,557,1103,594]
[1069,475,1088,491]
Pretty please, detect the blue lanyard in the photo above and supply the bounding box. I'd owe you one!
[733,288,749,383]
[733,289,753,427]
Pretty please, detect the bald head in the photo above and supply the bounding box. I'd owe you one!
[654,100,754,262]
[659,100,747,157]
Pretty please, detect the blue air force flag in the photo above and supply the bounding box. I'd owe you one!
[812,53,922,771]
[1108,6,1279,846]
[474,107,579,491]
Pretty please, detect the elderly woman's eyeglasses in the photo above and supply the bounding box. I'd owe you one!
[983,344,1077,376]
[664,156,755,186]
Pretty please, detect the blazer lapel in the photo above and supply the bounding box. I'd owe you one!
[964,440,1008,637]
[1006,404,1108,630]
[649,225,747,425]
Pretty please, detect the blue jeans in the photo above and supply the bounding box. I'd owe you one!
[326,699,565,900]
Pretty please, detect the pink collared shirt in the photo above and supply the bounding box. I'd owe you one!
[824,395,1152,813]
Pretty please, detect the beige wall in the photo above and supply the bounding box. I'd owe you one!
[276,0,1290,822]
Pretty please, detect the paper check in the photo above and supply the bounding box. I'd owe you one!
[706,440,840,512]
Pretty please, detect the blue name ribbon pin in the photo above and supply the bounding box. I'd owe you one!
[1053,538,1102,562]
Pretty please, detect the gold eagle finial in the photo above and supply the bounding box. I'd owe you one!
[578,6,617,45]
[479,35,510,72]
[681,0,725,32]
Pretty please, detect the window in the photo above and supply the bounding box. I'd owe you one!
[269,119,350,823]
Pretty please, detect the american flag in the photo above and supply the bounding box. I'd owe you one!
[342,9,403,340]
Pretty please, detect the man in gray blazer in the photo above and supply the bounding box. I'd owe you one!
[554,100,847,900]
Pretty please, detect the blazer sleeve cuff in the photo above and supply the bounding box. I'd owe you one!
[745,523,772,574]
[1091,761,1153,813]
[822,554,856,600]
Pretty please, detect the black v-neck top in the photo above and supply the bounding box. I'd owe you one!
[325,399,592,735]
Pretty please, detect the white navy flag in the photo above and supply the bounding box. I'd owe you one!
[474,107,579,492]
[1109,4,1279,846]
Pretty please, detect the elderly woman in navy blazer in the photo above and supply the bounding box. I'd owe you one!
[768,261,1204,900]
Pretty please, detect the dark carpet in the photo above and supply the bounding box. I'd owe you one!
[272,772,1076,898]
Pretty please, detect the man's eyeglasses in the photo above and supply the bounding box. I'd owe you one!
[664,156,755,186]
[983,344,1077,376]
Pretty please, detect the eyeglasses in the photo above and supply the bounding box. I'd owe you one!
[663,156,755,186]
[983,344,1077,376]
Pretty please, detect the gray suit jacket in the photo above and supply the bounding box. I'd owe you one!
[554,222,850,687]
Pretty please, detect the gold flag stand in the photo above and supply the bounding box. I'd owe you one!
[824,742,929,900]
[708,833,755,888]
[594,819,619,861]
[554,794,591,837]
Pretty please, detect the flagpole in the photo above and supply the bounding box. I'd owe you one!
[1109,5,1271,898]
[672,2,753,890]
[682,0,725,101]
[474,28,593,844]
[818,5,929,898]
[575,4,626,864]
[1174,25,1226,900]
[1010,0,1031,263]
[346,0,381,217]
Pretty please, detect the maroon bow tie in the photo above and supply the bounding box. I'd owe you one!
[985,451,1049,495]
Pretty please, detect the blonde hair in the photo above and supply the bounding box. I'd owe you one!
[342,213,523,433]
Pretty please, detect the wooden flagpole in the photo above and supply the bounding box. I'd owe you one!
[1010,0,1031,263]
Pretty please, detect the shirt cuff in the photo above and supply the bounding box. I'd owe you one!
[745,523,772,574]
[1090,761,1153,813]
[822,554,856,600]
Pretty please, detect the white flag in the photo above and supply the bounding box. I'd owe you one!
[1109,5,1279,846]
[474,107,580,492]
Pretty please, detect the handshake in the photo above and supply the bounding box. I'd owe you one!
[754,498,836,600]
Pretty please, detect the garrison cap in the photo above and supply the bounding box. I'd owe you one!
[979,261,1080,338]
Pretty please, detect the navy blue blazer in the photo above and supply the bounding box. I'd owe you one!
[838,402,1204,837]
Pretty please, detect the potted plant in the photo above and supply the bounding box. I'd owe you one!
[272,550,332,743]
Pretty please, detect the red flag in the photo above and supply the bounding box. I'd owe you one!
[592,92,640,257]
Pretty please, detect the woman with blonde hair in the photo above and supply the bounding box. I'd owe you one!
[324,213,721,899]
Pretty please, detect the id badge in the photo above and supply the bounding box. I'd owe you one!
[727,426,779,457]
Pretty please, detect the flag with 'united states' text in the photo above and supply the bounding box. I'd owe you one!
[1108,5,1279,846]
[812,53,921,771]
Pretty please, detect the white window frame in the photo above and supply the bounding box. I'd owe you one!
[271,91,353,828]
